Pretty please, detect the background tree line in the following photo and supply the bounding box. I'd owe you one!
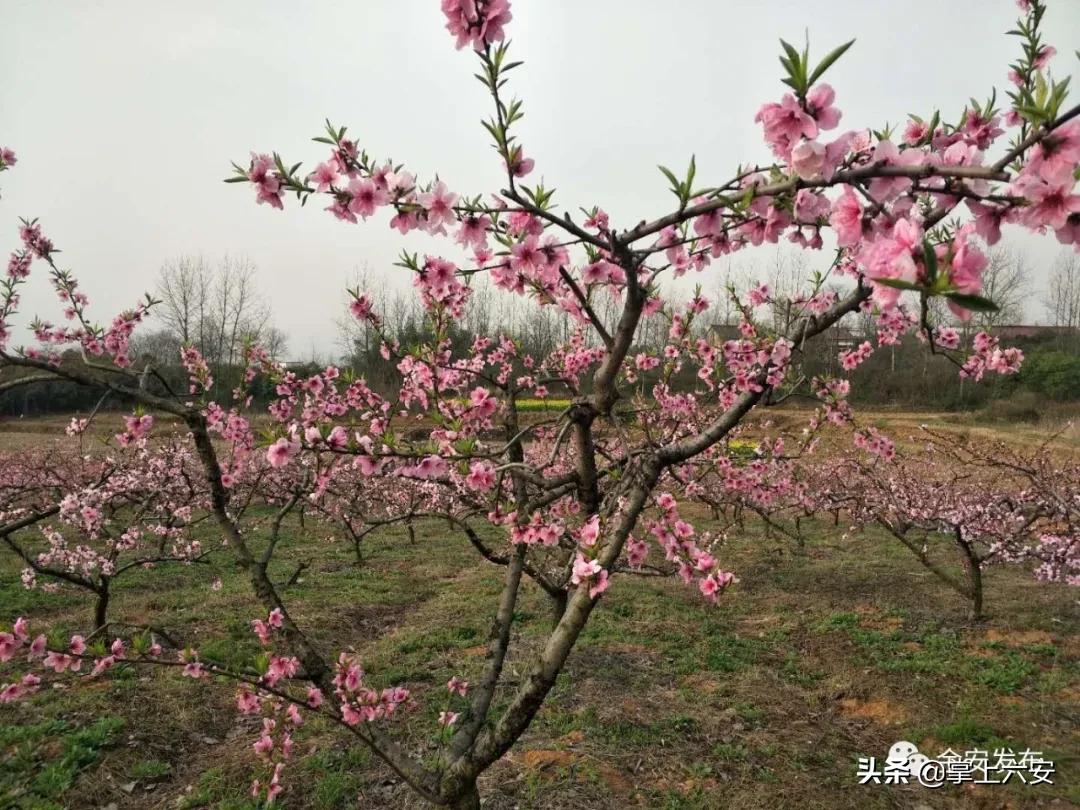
[2,249,1078,418]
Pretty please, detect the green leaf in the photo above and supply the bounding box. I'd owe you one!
[942,292,1000,312]
[132,632,150,655]
[658,164,681,191]
[922,239,938,284]
[779,39,805,92]
[808,39,855,86]
[738,185,756,211]
[779,39,802,68]
[873,277,923,291]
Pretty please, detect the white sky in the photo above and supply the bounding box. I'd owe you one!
[2,1,1078,360]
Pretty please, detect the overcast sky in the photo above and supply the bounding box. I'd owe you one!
[3,1,1078,360]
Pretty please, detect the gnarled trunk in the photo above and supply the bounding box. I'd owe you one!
[447,783,480,809]
[549,588,568,628]
[955,531,984,621]
[93,583,109,631]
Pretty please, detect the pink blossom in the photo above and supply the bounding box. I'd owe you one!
[806,84,841,130]
[237,689,260,714]
[447,676,469,697]
[793,189,829,222]
[347,179,389,220]
[748,283,772,307]
[570,553,601,585]
[267,607,284,629]
[248,153,284,209]
[439,710,460,727]
[327,425,349,450]
[0,634,17,662]
[309,161,340,193]
[7,251,31,279]
[578,514,600,547]
[584,209,609,231]
[861,218,923,310]
[455,215,492,250]
[867,140,925,201]
[1056,213,1080,247]
[588,570,610,599]
[947,224,987,295]
[839,341,874,370]
[755,94,818,160]
[966,200,1005,245]
[465,461,496,491]
[790,139,826,180]
[933,326,961,350]
[418,180,459,232]
[182,661,206,679]
[903,119,930,146]
[1027,120,1080,185]
[1015,172,1080,231]
[267,438,299,469]
[441,0,513,51]
[413,455,449,479]
[829,185,863,247]
[1033,45,1056,70]
[699,575,720,601]
[505,145,534,177]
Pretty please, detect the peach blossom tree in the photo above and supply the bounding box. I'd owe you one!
[2,1,1080,806]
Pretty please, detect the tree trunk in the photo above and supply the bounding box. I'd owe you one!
[447,783,480,809]
[967,568,984,622]
[549,589,568,629]
[955,535,984,621]
[94,585,109,631]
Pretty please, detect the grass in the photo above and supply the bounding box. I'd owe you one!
[0,716,125,808]
[0,420,1077,808]
[513,398,572,412]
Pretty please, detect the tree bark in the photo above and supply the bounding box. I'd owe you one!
[955,532,984,621]
[93,585,109,631]
[448,783,480,810]
[549,589,568,628]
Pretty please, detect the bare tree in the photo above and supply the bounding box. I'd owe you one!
[152,256,276,396]
[157,256,212,348]
[971,247,1030,330]
[1045,250,1080,329]
[214,256,269,368]
[263,327,288,361]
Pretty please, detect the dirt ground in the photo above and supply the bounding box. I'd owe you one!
[0,413,1077,809]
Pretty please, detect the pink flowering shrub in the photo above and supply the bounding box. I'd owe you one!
[0,432,217,632]
[2,0,1080,806]
[804,427,1079,619]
